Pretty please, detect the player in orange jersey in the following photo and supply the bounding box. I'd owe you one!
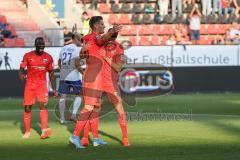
[20,37,57,139]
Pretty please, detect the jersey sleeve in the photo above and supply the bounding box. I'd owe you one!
[47,55,54,71]
[114,46,125,64]
[59,48,63,60]
[20,53,28,69]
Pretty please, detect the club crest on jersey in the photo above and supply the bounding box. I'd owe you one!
[43,59,48,64]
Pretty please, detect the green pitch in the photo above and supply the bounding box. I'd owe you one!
[1,93,240,160]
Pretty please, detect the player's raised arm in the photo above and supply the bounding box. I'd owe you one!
[95,24,122,46]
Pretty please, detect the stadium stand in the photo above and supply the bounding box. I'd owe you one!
[0,0,52,47]
[75,0,240,46]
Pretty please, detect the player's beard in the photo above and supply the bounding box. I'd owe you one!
[36,46,45,55]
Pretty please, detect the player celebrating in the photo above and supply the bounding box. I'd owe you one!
[20,37,57,139]
[69,16,121,149]
[81,29,130,147]
[100,29,130,146]
[58,33,83,124]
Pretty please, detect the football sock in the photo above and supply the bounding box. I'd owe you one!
[83,120,90,139]
[23,111,32,133]
[90,111,99,139]
[59,97,66,121]
[40,109,48,130]
[72,97,81,115]
[118,112,128,138]
[73,108,93,137]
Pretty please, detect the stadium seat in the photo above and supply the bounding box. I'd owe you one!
[152,25,163,35]
[132,14,142,24]
[121,3,132,13]
[142,14,154,24]
[15,38,25,47]
[200,24,208,35]
[128,36,138,46]
[119,25,131,35]
[162,25,175,35]
[119,14,132,24]
[140,36,151,46]
[139,25,153,35]
[99,4,111,13]
[108,14,119,24]
[4,38,15,47]
[132,3,143,13]
[208,24,220,35]
[111,4,121,13]
[151,36,160,45]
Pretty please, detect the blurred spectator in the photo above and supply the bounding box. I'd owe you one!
[63,26,72,45]
[183,0,193,13]
[202,0,212,16]
[233,0,240,15]
[0,22,5,30]
[224,29,232,44]
[189,5,202,44]
[175,24,192,44]
[0,34,4,47]
[45,0,55,10]
[212,0,222,15]
[166,35,177,45]
[106,0,119,4]
[229,22,240,40]
[172,0,183,18]
[212,34,225,44]
[82,11,90,36]
[76,0,86,6]
[89,0,98,10]
[157,0,169,20]
[232,33,240,44]
[222,0,235,15]
[0,28,12,38]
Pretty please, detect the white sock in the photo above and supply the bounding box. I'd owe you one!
[59,95,66,121]
[72,96,81,115]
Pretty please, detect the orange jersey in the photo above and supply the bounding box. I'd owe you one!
[20,51,54,83]
[102,41,124,84]
[82,32,104,106]
[82,32,104,86]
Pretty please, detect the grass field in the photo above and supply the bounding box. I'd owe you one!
[1,92,240,160]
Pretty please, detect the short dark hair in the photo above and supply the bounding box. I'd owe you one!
[82,11,88,15]
[89,16,103,29]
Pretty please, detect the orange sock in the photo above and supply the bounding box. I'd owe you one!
[118,112,128,138]
[40,109,48,130]
[73,108,92,137]
[23,111,32,133]
[90,111,99,139]
[83,120,90,139]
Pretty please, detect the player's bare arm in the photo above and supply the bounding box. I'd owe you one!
[75,57,83,74]
[80,41,89,59]
[58,59,62,69]
[95,24,122,46]
[100,49,123,72]
[19,67,25,81]
[49,70,58,97]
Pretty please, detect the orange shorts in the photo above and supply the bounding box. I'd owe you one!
[103,83,122,105]
[82,81,103,107]
[23,82,48,106]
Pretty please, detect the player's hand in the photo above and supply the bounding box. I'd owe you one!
[99,49,106,58]
[112,24,122,33]
[19,74,25,81]
[53,90,58,97]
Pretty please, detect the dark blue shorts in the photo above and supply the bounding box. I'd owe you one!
[58,80,82,95]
